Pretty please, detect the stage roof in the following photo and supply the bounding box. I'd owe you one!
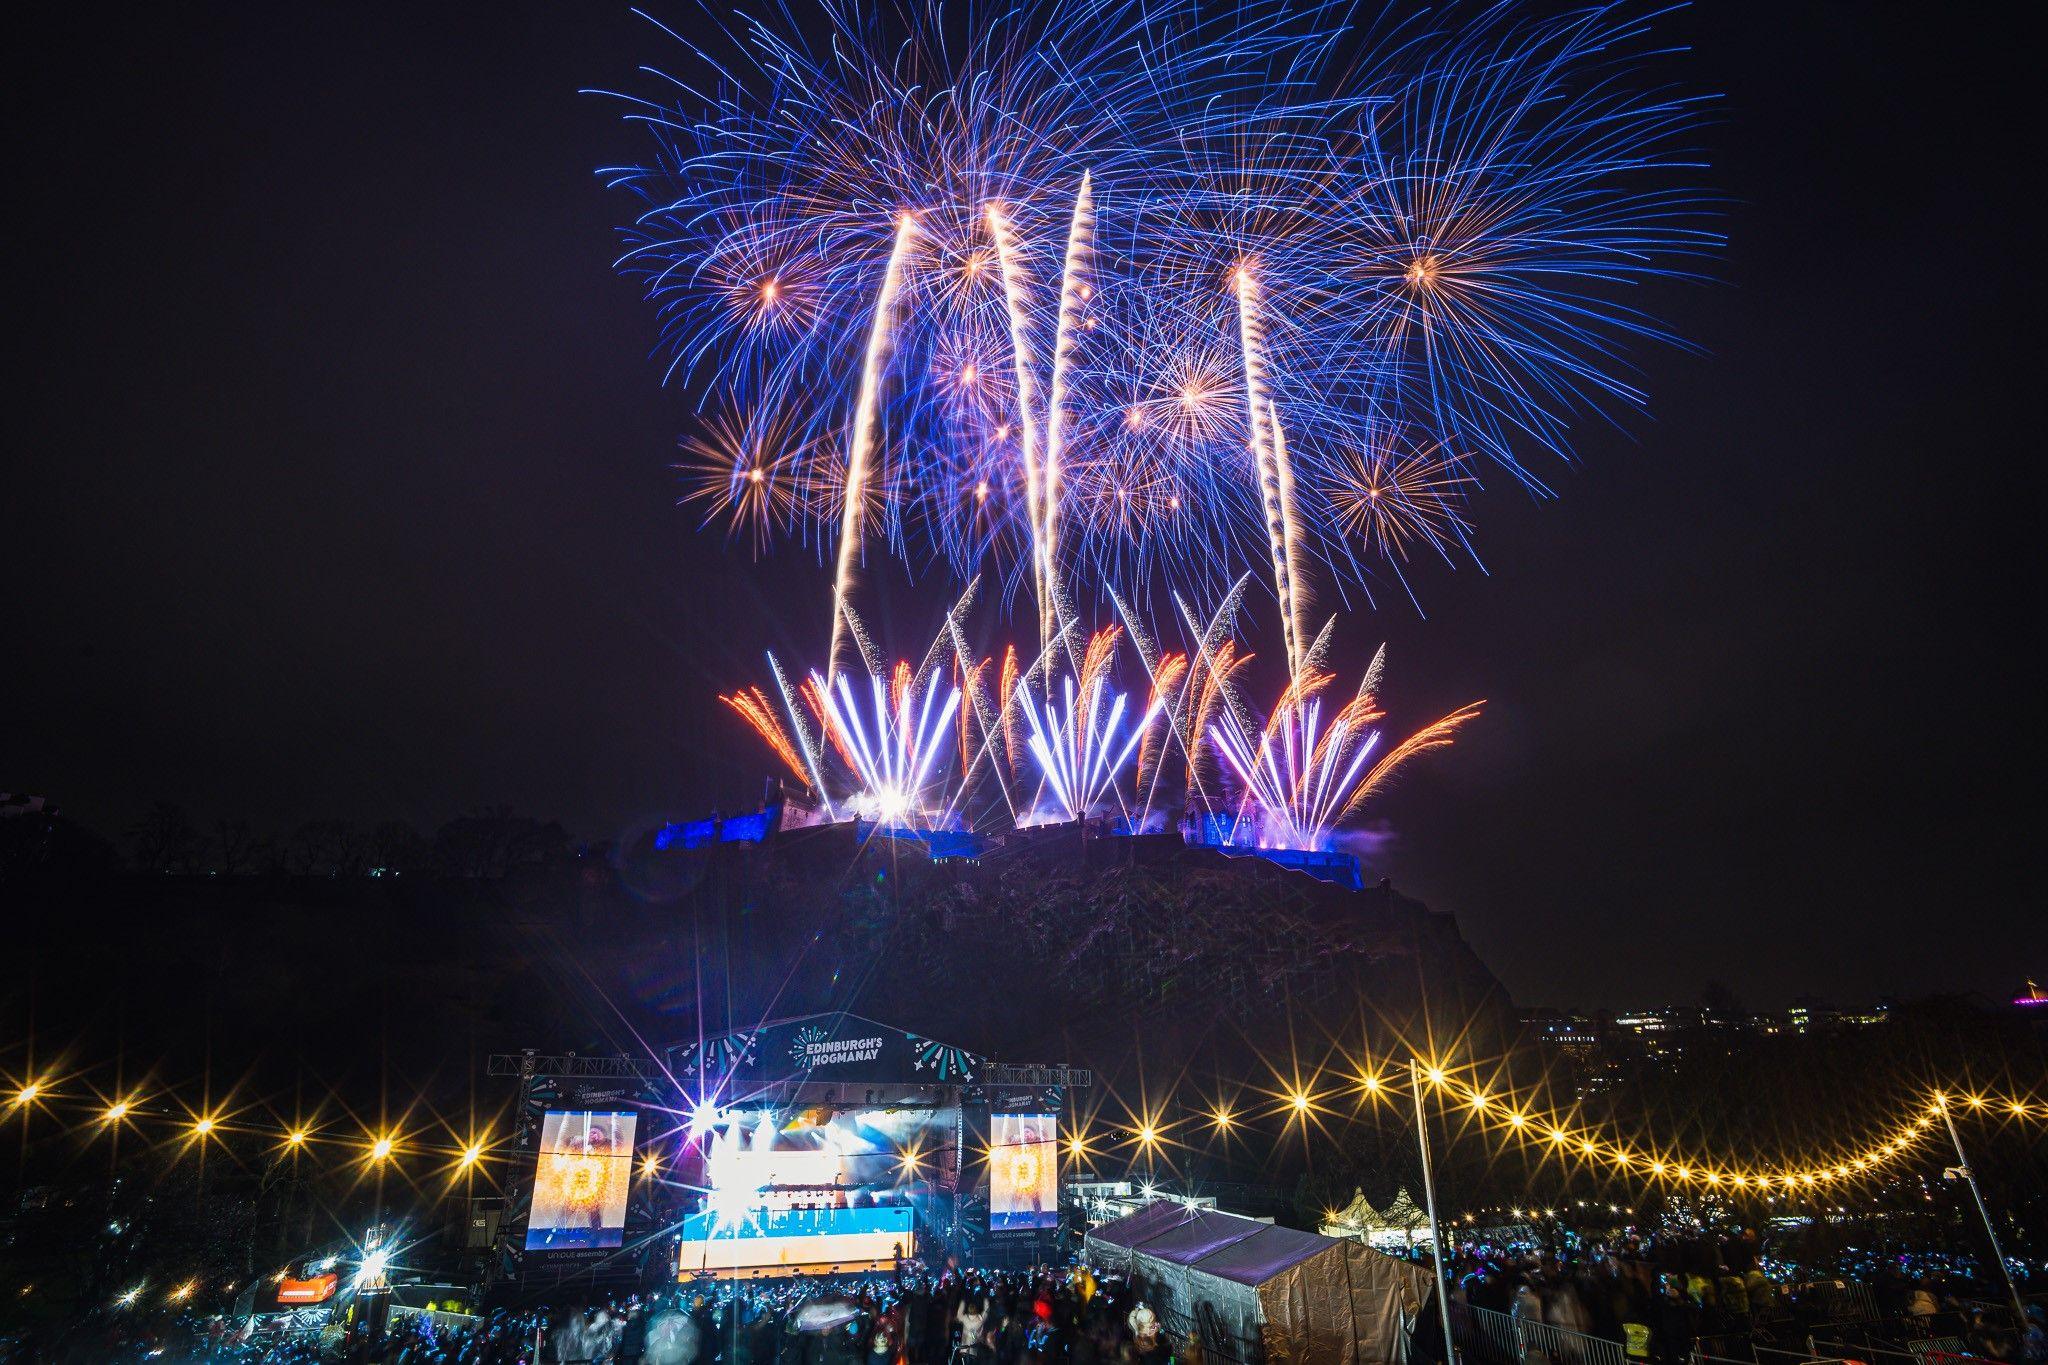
[668,1012,986,1089]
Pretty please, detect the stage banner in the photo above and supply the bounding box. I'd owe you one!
[671,1014,983,1089]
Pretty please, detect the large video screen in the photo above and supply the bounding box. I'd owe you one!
[677,1108,940,1277]
[989,1114,1059,1230]
[525,1110,637,1251]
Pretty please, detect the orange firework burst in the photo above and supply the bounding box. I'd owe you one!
[1330,434,1474,564]
[677,407,818,555]
[719,686,809,787]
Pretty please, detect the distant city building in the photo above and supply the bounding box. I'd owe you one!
[1520,997,1894,1097]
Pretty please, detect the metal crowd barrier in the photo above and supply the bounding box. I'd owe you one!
[1449,1302,1628,1365]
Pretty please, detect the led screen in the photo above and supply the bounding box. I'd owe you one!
[677,1108,937,1277]
[989,1114,1059,1230]
[525,1110,637,1251]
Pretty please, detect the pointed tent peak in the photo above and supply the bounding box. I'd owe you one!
[1330,1187,1381,1226]
[1381,1188,1427,1224]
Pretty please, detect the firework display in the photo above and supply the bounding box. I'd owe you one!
[605,0,1714,607]
[618,0,1711,854]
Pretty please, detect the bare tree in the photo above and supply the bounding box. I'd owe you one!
[128,801,202,873]
[213,818,258,876]
[370,820,427,874]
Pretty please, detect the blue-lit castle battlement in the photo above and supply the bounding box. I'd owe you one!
[651,798,1361,889]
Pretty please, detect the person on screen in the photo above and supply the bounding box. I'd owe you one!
[1004,1125,1045,1221]
[575,1118,617,1232]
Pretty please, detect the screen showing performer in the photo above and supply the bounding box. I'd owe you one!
[525,1110,637,1251]
[989,1114,1058,1230]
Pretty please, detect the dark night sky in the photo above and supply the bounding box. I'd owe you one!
[6,3,2040,1011]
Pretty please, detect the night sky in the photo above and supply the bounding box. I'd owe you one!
[7,2,2038,1011]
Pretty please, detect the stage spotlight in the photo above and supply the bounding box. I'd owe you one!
[354,1248,390,1288]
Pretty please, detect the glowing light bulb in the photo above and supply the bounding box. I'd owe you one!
[106,1102,130,1122]
[370,1137,394,1161]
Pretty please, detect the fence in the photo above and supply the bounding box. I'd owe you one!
[1449,1302,1628,1365]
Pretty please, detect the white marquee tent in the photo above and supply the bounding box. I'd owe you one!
[1084,1202,1434,1365]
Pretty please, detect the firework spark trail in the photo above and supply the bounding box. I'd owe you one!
[998,645,1022,771]
[1042,171,1096,630]
[1017,628,1164,824]
[826,214,918,683]
[719,686,808,786]
[1134,652,1189,823]
[767,652,837,821]
[985,203,1050,651]
[1268,401,1309,662]
[1339,700,1485,822]
[1203,644,1482,851]
[816,668,962,827]
[1108,583,1202,827]
[943,618,1019,823]
[1234,268,1305,677]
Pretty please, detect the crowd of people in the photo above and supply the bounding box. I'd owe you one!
[1403,1227,2047,1365]
[44,1263,1195,1365]
[22,1226,2046,1365]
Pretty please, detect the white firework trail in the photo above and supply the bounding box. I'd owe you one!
[1234,266,1306,679]
[1042,170,1095,621]
[826,214,918,683]
[814,666,961,828]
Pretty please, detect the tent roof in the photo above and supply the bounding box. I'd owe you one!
[1088,1200,1194,1250]
[1190,1223,1340,1286]
[1126,1209,1265,1266]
